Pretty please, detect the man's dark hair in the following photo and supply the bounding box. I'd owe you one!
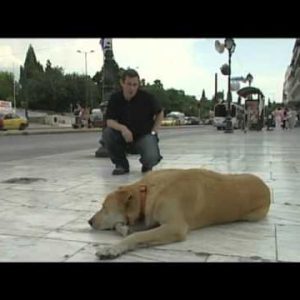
[121,69,140,82]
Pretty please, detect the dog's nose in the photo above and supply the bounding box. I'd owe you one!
[88,218,93,227]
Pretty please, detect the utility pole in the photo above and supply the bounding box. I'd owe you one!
[214,73,218,104]
[13,63,16,113]
[77,50,95,108]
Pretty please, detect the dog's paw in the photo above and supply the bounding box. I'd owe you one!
[115,223,129,237]
[95,246,123,260]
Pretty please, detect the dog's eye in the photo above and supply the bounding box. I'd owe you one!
[125,195,133,208]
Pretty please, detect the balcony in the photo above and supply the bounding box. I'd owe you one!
[289,67,300,102]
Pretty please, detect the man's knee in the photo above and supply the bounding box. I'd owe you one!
[102,127,121,145]
[141,149,162,167]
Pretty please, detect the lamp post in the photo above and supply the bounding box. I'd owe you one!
[13,63,16,113]
[215,38,236,133]
[245,73,253,87]
[197,99,201,121]
[77,50,95,108]
[95,38,119,158]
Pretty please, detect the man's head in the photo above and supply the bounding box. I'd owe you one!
[121,69,140,100]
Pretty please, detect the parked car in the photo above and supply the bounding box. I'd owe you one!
[203,118,213,125]
[185,116,200,125]
[166,112,185,125]
[0,113,28,130]
[161,117,180,126]
[90,108,104,128]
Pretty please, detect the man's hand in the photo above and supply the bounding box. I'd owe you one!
[152,110,164,133]
[121,126,133,143]
[106,120,133,143]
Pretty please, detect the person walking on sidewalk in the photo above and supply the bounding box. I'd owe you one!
[273,107,283,130]
[102,69,164,175]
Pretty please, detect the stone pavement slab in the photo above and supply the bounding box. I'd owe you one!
[276,224,300,262]
[1,127,300,262]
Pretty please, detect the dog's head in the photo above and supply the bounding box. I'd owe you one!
[88,185,141,230]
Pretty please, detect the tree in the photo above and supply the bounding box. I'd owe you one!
[92,62,121,105]
[64,73,87,110]
[143,84,170,113]
[213,91,225,105]
[140,78,146,87]
[200,89,207,101]
[142,80,202,117]
[42,60,68,112]
[0,71,14,101]
[153,79,163,89]
[92,70,103,103]
[19,44,44,117]
[15,48,210,117]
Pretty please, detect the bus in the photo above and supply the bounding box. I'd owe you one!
[213,102,243,130]
[237,87,265,131]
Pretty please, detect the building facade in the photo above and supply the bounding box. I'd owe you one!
[283,38,300,108]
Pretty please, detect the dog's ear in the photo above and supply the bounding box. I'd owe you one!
[116,187,133,206]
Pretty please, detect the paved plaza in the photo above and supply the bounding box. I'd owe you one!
[0,126,299,262]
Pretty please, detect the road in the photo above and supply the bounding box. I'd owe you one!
[0,126,206,162]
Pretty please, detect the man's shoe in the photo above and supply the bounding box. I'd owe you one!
[95,147,109,158]
[112,167,129,175]
[141,166,152,173]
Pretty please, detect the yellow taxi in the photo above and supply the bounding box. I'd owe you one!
[0,113,29,130]
[161,117,180,126]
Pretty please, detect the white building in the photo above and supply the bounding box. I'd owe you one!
[283,39,300,107]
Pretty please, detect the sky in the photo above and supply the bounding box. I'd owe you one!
[0,38,295,103]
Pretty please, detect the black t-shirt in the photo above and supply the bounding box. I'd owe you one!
[106,89,162,140]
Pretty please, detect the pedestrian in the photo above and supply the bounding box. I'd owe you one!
[236,109,244,130]
[74,103,83,128]
[102,69,164,175]
[282,108,288,130]
[267,112,273,131]
[288,107,297,129]
[273,107,283,130]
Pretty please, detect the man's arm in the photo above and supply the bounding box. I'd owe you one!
[106,119,126,132]
[152,110,164,133]
[106,119,133,143]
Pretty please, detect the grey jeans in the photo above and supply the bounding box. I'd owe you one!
[102,127,163,170]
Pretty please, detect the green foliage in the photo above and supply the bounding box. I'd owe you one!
[18,45,100,112]
[200,89,207,101]
[0,71,14,100]
[199,98,213,119]
[16,44,214,117]
[93,66,123,104]
[142,85,170,113]
[153,79,163,89]
[19,44,45,113]
[143,83,213,118]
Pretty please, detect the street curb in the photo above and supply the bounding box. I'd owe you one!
[0,125,202,136]
[0,128,101,136]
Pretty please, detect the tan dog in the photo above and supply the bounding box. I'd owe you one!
[89,168,270,260]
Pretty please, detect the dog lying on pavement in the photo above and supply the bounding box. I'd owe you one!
[88,168,270,260]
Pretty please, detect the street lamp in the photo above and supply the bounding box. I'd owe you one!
[13,63,16,113]
[215,38,236,133]
[245,73,253,86]
[77,49,95,108]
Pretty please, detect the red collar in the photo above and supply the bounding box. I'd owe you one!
[125,184,147,225]
[139,184,147,219]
